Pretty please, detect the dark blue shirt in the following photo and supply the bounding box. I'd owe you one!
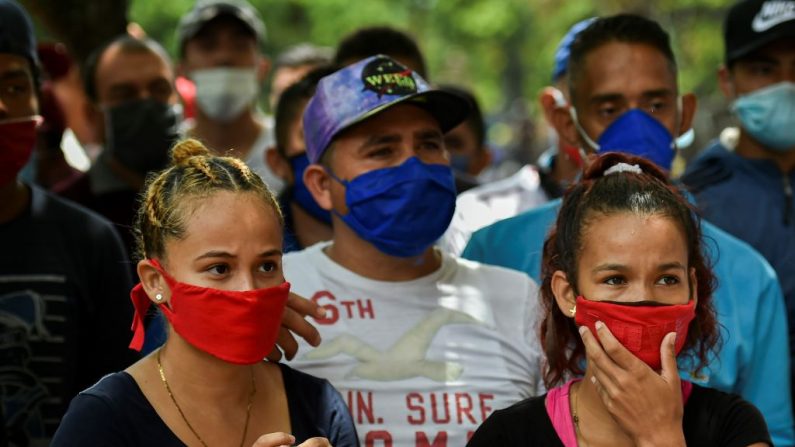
[683,141,795,389]
[51,363,359,446]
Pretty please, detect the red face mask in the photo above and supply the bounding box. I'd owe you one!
[560,143,584,168]
[129,259,290,365]
[574,296,696,370]
[0,116,40,186]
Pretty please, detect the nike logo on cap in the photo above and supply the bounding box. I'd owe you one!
[752,1,795,32]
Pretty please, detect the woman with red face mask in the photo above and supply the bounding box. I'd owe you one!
[468,152,771,447]
[52,139,358,447]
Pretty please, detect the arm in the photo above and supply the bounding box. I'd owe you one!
[742,275,794,446]
[81,223,139,388]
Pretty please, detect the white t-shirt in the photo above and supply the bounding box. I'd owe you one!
[440,165,550,256]
[284,242,544,447]
[245,116,285,194]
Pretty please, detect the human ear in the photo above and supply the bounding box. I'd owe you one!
[688,267,698,304]
[551,102,580,149]
[266,146,293,182]
[551,270,578,318]
[538,87,560,126]
[257,55,271,83]
[678,93,697,137]
[84,101,105,143]
[136,260,171,305]
[717,64,736,100]
[303,164,333,211]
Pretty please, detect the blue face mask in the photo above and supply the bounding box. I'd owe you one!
[572,108,676,171]
[732,81,795,152]
[329,157,457,258]
[288,153,332,225]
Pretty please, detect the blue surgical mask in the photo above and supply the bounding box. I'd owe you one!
[328,157,456,257]
[571,108,676,171]
[732,81,795,152]
[288,153,332,225]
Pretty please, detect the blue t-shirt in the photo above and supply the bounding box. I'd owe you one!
[462,198,795,447]
[50,363,359,446]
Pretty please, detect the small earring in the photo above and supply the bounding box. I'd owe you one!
[569,305,576,317]
[155,293,163,302]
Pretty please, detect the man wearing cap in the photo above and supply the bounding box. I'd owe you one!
[283,55,544,446]
[438,19,595,257]
[0,1,137,443]
[463,14,795,445]
[682,0,795,406]
[177,0,283,192]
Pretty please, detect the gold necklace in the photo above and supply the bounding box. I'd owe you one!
[156,348,256,447]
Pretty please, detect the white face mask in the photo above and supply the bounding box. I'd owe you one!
[191,67,259,122]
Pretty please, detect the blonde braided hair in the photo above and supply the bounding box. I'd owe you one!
[134,138,282,262]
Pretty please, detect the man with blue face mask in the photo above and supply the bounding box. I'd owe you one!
[177,0,284,193]
[462,14,795,445]
[283,55,545,447]
[682,0,795,409]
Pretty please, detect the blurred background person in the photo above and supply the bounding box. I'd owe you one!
[177,0,283,192]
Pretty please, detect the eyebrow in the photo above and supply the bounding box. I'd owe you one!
[359,133,402,151]
[416,128,443,140]
[590,88,673,105]
[658,262,687,271]
[591,261,686,274]
[591,263,627,274]
[194,249,283,261]
[0,69,30,82]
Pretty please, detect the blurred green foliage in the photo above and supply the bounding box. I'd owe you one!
[130,0,728,108]
[125,0,731,156]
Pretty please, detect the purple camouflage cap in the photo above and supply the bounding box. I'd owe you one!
[303,54,471,163]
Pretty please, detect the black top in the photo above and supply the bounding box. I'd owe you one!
[467,384,771,447]
[0,185,137,444]
[50,363,359,446]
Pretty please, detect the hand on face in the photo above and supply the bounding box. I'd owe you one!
[580,323,685,446]
[267,291,324,361]
[251,432,332,447]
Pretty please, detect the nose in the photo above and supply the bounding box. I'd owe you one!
[236,271,257,292]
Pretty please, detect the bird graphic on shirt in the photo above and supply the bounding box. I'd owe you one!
[304,308,480,382]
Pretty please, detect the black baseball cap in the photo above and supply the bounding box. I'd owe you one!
[0,0,39,68]
[177,0,266,53]
[725,0,795,63]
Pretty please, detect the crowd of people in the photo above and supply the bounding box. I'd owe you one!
[0,0,793,446]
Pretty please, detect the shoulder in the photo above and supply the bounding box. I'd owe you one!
[278,364,359,445]
[283,242,326,272]
[470,199,560,244]
[31,185,122,242]
[683,384,772,447]
[51,372,149,446]
[448,254,537,291]
[468,395,559,447]
[702,220,778,281]
[681,142,734,193]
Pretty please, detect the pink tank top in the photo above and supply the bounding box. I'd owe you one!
[545,379,694,447]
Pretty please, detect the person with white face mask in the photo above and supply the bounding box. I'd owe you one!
[177,0,284,193]
[682,0,795,411]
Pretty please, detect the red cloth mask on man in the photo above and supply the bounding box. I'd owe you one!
[0,116,40,186]
[575,296,696,370]
[129,259,290,365]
